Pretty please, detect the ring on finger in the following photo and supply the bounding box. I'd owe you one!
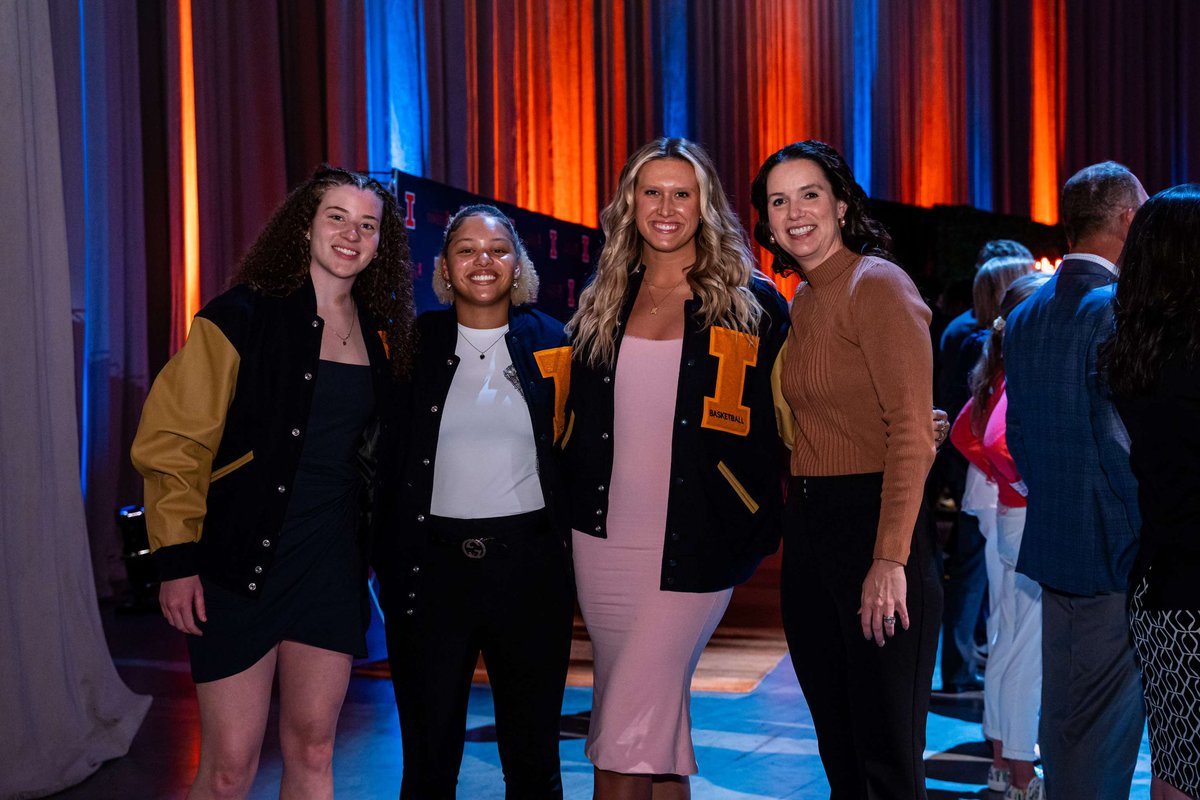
[882,615,897,625]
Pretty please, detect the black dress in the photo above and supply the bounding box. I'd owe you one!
[1119,359,1200,795]
[189,360,375,682]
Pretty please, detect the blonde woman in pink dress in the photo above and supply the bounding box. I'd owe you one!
[562,138,789,799]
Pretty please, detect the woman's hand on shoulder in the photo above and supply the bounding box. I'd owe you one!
[160,575,206,636]
[933,407,950,448]
[858,559,907,647]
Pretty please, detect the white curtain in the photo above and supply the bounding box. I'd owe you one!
[0,1,151,797]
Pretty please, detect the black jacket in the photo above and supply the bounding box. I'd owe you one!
[131,278,395,597]
[563,267,790,592]
[374,305,571,616]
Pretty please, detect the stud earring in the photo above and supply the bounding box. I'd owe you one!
[838,217,845,228]
[304,230,311,241]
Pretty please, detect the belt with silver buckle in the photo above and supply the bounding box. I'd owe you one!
[461,537,491,559]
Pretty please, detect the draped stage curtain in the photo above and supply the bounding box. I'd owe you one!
[22,0,1200,657]
[1,1,150,796]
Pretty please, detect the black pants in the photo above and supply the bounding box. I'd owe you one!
[383,511,574,800]
[781,475,942,800]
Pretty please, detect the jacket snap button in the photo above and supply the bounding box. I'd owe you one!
[277,485,286,493]
[262,539,271,547]
[311,320,319,328]
[595,508,603,516]
[412,566,420,573]
[601,432,609,440]
[417,514,425,522]
[254,566,263,574]
[248,582,256,591]
[687,358,695,367]
[303,372,313,381]
[407,592,415,599]
[405,608,414,615]
[291,428,300,437]
[446,359,454,366]
[603,376,611,384]
[431,405,439,413]
[666,576,676,585]
[594,525,602,532]
[680,418,688,426]
[670,533,680,541]
[422,458,431,466]
[597,485,606,492]
[669,559,677,567]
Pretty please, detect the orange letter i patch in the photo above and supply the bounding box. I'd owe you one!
[534,346,572,441]
[703,328,757,436]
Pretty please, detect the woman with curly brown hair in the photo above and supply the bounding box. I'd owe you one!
[132,165,415,799]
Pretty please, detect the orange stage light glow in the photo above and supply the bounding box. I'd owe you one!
[179,0,200,334]
[1030,0,1065,224]
[1034,256,1062,274]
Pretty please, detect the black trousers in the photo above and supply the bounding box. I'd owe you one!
[383,510,575,800]
[781,475,942,800]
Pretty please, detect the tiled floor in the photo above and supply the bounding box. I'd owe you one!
[52,600,1153,799]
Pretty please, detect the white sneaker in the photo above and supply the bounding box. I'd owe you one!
[1004,777,1045,800]
[987,764,1011,791]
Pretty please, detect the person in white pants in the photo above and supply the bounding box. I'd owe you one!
[951,272,1050,799]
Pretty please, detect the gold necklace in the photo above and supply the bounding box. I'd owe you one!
[331,303,357,346]
[643,272,688,315]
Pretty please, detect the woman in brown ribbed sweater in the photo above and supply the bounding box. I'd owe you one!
[751,141,940,800]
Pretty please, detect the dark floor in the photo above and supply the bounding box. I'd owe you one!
[50,585,1152,799]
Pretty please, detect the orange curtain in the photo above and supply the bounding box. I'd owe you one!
[1030,0,1066,224]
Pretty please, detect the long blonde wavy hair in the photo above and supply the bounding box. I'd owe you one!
[567,137,762,368]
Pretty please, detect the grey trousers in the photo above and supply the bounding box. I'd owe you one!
[1040,587,1145,800]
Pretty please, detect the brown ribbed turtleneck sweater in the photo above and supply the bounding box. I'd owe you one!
[781,247,935,564]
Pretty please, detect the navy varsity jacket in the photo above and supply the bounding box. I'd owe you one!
[373,305,572,617]
[562,266,790,592]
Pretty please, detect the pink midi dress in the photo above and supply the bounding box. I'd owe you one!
[572,335,733,775]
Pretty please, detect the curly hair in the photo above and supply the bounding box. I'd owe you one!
[431,204,540,306]
[1101,183,1200,397]
[567,137,762,368]
[967,272,1049,434]
[233,164,416,376]
[750,140,894,277]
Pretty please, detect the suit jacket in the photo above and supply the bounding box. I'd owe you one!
[1003,258,1140,595]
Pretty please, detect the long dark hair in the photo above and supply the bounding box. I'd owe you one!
[750,140,894,276]
[967,273,1049,434]
[234,164,416,376]
[1102,183,1200,396]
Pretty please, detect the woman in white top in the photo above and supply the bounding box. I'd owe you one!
[374,205,575,799]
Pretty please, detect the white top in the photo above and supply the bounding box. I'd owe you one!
[1062,252,1118,276]
[430,324,545,518]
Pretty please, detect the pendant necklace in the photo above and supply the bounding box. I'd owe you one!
[459,330,507,360]
[643,272,688,315]
[331,303,357,346]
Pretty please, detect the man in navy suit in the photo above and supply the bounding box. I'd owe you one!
[1004,161,1147,799]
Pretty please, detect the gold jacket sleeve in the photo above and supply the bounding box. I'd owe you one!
[131,317,240,555]
[771,338,795,451]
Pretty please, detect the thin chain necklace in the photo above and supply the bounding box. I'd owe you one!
[643,271,689,315]
[330,303,357,346]
[458,329,507,360]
